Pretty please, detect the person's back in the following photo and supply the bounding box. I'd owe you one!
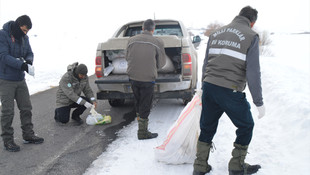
[203,15,258,92]
[194,6,265,175]
[126,19,166,140]
[126,31,165,82]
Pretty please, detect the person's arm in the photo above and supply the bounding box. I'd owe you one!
[201,38,211,82]
[246,35,263,107]
[24,36,34,65]
[83,77,97,103]
[0,32,24,69]
[156,38,166,69]
[59,75,87,106]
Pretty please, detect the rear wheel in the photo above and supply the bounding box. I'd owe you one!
[108,99,125,107]
[182,99,190,105]
[182,87,196,105]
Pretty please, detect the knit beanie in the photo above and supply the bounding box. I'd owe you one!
[15,15,32,29]
[75,64,88,75]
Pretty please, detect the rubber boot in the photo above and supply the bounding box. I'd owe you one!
[193,141,213,175]
[228,143,261,175]
[137,118,158,140]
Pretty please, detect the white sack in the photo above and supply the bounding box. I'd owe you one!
[112,58,128,74]
[158,55,175,73]
[154,90,202,164]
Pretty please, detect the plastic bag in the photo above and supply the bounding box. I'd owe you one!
[106,50,126,61]
[86,107,112,125]
[154,90,202,164]
[104,63,114,76]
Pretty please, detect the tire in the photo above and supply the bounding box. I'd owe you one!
[182,87,195,105]
[108,99,125,107]
[182,99,190,105]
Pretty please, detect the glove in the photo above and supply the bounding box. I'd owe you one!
[84,102,93,108]
[25,60,33,65]
[257,105,266,119]
[21,63,28,72]
[21,63,35,76]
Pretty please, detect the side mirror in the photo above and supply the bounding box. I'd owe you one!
[192,35,201,43]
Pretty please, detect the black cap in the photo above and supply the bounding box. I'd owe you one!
[15,15,32,29]
[75,64,88,75]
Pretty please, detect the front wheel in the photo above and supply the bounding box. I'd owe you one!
[108,99,125,107]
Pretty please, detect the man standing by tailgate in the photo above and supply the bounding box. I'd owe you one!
[126,19,166,140]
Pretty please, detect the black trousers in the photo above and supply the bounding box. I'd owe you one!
[54,97,89,123]
[130,80,154,119]
[199,82,254,146]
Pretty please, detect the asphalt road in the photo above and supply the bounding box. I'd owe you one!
[0,75,136,175]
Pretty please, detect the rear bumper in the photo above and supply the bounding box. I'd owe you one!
[95,74,194,100]
[95,74,183,84]
[96,89,194,100]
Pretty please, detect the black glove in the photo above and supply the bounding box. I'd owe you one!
[21,63,28,73]
[25,60,33,65]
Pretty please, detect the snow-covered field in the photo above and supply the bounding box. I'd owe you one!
[84,34,310,175]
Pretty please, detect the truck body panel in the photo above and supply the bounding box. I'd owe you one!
[95,19,199,106]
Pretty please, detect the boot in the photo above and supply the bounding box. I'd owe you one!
[23,135,44,144]
[137,118,158,140]
[72,112,84,125]
[193,141,213,175]
[228,143,261,175]
[4,140,20,152]
[72,116,84,125]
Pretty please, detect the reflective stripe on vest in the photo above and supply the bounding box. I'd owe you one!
[209,48,246,61]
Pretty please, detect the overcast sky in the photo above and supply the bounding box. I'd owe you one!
[1,0,309,38]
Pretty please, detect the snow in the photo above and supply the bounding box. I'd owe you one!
[1,0,309,174]
[84,34,310,175]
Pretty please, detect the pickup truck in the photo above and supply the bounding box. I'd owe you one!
[95,19,201,106]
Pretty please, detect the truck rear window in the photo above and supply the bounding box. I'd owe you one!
[124,25,183,37]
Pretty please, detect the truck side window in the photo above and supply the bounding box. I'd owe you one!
[125,27,143,37]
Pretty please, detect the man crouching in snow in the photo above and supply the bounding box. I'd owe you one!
[55,63,97,125]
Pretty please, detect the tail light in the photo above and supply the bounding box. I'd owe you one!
[182,53,192,77]
[95,56,103,78]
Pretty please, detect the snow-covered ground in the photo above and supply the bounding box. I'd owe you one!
[84,33,310,175]
[1,0,309,174]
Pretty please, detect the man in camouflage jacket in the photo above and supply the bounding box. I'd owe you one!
[55,62,97,125]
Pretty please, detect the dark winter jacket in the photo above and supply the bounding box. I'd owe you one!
[0,21,34,81]
[126,31,166,82]
[56,63,96,108]
[202,16,263,106]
